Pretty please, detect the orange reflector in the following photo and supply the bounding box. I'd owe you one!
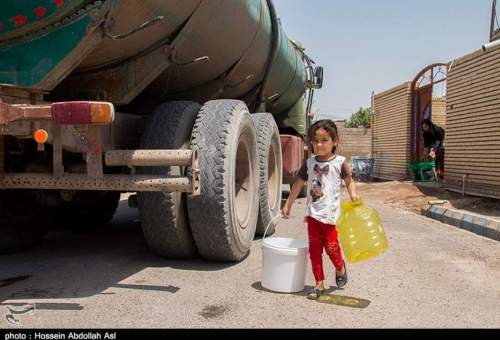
[34,129,49,144]
[90,102,114,125]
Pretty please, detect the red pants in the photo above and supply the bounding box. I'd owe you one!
[307,216,344,281]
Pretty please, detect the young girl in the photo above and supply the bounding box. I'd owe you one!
[281,119,359,300]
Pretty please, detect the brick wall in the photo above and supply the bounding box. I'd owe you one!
[335,121,372,160]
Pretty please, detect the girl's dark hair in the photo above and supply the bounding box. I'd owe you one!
[307,119,340,153]
[421,119,435,135]
[421,119,433,127]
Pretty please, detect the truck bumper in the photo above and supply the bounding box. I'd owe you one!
[0,149,201,195]
[0,100,200,195]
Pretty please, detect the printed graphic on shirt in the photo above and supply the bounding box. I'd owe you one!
[310,164,330,202]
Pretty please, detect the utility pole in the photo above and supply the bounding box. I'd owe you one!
[491,0,498,42]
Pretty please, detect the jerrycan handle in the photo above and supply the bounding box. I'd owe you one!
[343,198,364,211]
[352,198,364,207]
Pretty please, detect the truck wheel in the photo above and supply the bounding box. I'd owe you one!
[0,190,51,254]
[57,191,121,228]
[252,113,282,237]
[137,101,200,259]
[188,100,259,261]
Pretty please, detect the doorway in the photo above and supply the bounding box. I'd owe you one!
[410,64,447,163]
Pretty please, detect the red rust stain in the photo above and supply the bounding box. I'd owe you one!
[34,6,48,18]
[11,15,28,27]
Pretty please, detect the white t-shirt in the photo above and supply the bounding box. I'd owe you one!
[298,155,351,225]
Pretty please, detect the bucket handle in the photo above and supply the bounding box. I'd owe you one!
[262,214,282,241]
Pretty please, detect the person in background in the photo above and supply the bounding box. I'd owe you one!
[421,119,445,182]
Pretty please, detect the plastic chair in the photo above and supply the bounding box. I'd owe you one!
[407,161,437,182]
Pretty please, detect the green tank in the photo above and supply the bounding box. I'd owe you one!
[0,0,310,134]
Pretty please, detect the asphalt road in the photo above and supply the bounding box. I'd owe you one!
[1,192,499,328]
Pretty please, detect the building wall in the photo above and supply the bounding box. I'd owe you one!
[335,121,372,160]
[444,45,500,198]
[372,82,413,180]
[432,97,446,129]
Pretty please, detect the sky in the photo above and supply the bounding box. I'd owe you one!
[273,0,494,120]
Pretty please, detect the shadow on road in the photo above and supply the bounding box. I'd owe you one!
[251,281,344,297]
[0,302,84,311]
[0,200,236,306]
[251,281,370,309]
[251,281,370,308]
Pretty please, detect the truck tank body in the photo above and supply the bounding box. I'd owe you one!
[0,0,97,88]
[0,0,94,41]
[0,0,307,134]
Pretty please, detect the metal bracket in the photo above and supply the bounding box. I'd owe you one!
[0,102,51,125]
[169,49,210,67]
[226,74,255,89]
[105,149,194,167]
[190,147,200,196]
[103,15,165,40]
[52,124,64,177]
[86,126,104,178]
[0,173,193,193]
[265,94,280,103]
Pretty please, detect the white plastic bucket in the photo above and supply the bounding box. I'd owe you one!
[261,216,308,293]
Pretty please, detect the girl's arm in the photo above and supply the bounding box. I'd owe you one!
[281,179,306,218]
[343,175,360,202]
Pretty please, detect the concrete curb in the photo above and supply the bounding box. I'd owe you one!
[422,205,500,242]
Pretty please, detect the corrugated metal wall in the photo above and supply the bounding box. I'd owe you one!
[444,45,500,198]
[372,82,413,180]
[432,97,446,129]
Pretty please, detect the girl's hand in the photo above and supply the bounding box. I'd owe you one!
[281,204,291,219]
[350,195,361,202]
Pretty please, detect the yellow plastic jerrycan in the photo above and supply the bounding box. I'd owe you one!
[336,199,388,263]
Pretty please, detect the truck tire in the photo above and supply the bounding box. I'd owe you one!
[187,100,259,261]
[57,191,121,228]
[137,101,200,259]
[252,113,282,237]
[0,190,51,254]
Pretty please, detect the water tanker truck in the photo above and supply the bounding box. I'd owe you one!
[0,0,323,261]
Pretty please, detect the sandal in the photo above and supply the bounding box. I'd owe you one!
[306,288,325,300]
[336,260,348,288]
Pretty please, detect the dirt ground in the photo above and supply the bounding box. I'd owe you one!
[353,180,500,221]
